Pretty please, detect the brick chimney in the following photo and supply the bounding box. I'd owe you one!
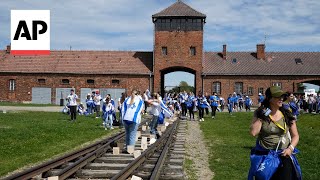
[6,45,11,54]
[222,44,227,60]
[256,44,265,60]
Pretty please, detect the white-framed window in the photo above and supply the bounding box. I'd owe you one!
[234,82,243,94]
[213,82,221,95]
[258,87,264,95]
[9,79,15,91]
[272,82,282,89]
[248,87,254,96]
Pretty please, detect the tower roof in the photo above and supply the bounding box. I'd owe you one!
[152,1,206,18]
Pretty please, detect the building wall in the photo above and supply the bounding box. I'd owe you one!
[153,31,203,94]
[0,73,150,103]
[203,75,320,105]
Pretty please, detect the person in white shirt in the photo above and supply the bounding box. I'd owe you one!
[121,89,144,151]
[94,91,102,118]
[66,89,78,121]
[148,93,162,138]
[103,97,115,130]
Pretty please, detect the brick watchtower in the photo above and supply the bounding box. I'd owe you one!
[152,1,206,95]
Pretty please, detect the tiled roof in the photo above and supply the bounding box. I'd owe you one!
[152,1,206,18]
[203,52,320,75]
[0,50,153,75]
[1,50,319,76]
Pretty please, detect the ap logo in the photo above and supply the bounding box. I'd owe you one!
[11,10,50,55]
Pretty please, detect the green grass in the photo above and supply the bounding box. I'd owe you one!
[184,158,198,180]
[0,112,118,177]
[0,101,59,107]
[200,112,320,180]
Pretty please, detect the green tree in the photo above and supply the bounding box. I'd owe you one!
[170,81,194,93]
[297,83,307,93]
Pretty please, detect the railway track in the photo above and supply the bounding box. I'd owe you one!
[3,115,187,180]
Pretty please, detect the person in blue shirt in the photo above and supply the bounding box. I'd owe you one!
[245,96,253,112]
[197,92,209,121]
[231,92,239,112]
[186,92,196,120]
[258,93,265,107]
[227,94,233,114]
[209,92,219,119]
[283,93,300,121]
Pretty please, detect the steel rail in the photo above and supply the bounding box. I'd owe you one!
[3,130,125,180]
[110,120,178,180]
[3,118,150,180]
[149,119,178,179]
[56,132,125,180]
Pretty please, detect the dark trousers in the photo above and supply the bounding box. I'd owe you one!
[144,101,148,112]
[205,107,209,115]
[188,107,194,119]
[198,107,204,119]
[271,156,297,180]
[95,105,100,117]
[181,103,187,116]
[211,106,217,117]
[69,106,77,120]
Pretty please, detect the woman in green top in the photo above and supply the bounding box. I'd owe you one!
[250,86,300,179]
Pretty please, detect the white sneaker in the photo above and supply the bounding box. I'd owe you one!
[104,127,108,130]
[202,118,204,121]
[212,116,215,119]
[110,127,114,130]
[96,117,99,119]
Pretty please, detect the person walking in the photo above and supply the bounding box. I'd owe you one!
[248,86,301,179]
[121,89,144,151]
[148,93,162,138]
[209,92,219,119]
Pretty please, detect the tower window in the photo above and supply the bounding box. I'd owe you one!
[162,47,167,55]
[190,46,196,56]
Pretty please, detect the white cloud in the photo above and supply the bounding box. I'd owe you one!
[0,0,319,51]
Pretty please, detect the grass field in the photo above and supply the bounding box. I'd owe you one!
[1,111,319,179]
[0,112,118,177]
[200,112,320,180]
[0,102,59,107]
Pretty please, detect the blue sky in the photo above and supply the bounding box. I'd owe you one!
[1,0,319,87]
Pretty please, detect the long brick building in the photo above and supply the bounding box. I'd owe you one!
[0,1,320,106]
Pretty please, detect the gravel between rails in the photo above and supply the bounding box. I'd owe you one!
[185,120,214,180]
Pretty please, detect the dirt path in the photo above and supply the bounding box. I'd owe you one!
[185,120,214,179]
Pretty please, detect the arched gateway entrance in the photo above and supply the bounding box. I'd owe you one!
[161,67,196,96]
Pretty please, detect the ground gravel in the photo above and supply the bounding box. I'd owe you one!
[185,120,214,180]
